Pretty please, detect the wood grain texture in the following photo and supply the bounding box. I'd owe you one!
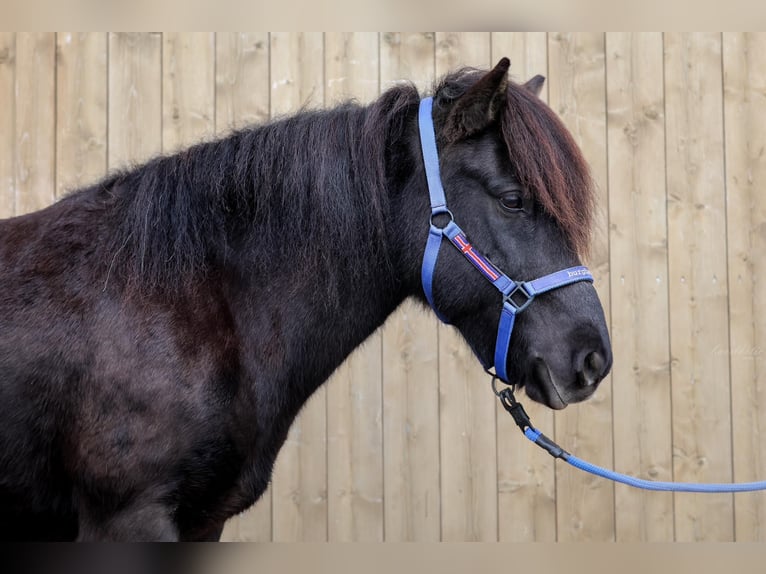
[214,32,274,543]
[162,33,215,153]
[435,32,498,542]
[490,32,557,543]
[324,32,384,542]
[380,32,441,542]
[723,32,766,542]
[380,32,435,94]
[548,32,615,542]
[15,33,55,214]
[269,32,329,543]
[214,32,270,133]
[107,33,162,169]
[269,32,324,114]
[56,33,107,196]
[0,33,14,218]
[665,32,733,542]
[606,32,673,541]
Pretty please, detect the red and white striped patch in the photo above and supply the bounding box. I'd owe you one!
[452,234,500,281]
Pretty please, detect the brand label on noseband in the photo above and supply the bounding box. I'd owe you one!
[567,269,590,278]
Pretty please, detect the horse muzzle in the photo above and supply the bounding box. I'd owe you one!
[524,339,612,410]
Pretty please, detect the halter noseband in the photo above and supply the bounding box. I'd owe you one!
[418,96,593,383]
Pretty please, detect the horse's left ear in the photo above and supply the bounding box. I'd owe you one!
[444,57,510,142]
[524,74,546,97]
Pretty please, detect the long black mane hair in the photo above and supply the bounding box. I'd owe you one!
[89,85,420,295]
[64,68,591,296]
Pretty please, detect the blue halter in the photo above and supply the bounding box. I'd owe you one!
[419,96,766,493]
[418,96,593,382]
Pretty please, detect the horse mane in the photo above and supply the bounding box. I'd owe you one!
[86,65,591,296]
[433,68,595,257]
[94,84,420,295]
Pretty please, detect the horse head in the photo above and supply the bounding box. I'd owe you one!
[400,58,612,409]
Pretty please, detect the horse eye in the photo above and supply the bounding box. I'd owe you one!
[499,192,523,212]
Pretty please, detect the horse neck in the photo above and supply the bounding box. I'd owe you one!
[225,97,424,405]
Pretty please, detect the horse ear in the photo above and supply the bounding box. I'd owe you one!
[524,74,545,97]
[444,57,510,142]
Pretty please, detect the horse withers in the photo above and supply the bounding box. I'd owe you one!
[0,59,611,541]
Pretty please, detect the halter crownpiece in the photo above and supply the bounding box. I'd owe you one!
[417,96,593,383]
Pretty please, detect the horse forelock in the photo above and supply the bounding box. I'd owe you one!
[434,68,595,258]
[500,81,595,258]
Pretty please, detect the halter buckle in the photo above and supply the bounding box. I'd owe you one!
[504,282,534,313]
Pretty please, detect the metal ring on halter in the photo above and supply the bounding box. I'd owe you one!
[490,375,514,398]
[429,209,454,230]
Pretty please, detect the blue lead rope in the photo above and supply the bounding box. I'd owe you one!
[498,386,766,493]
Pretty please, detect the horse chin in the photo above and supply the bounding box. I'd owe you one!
[523,382,569,410]
[522,364,603,410]
[522,360,570,410]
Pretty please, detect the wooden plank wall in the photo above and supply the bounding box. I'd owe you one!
[1,32,765,541]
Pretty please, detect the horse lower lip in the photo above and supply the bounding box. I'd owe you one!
[532,361,569,409]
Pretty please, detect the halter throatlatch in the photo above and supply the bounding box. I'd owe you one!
[418,96,593,382]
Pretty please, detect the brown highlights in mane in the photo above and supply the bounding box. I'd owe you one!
[434,69,595,257]
[500,80,595,257]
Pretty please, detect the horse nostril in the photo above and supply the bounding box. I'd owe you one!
[580,350,606,387]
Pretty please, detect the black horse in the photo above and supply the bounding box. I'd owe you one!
[0,59,611,541]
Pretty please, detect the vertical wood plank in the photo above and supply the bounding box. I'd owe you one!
[15,32,55,214]
[379,32,440,542]
[723,32,766,542]
[215,33,270,132]
[269,32,324,113]
[108,33,162,169]
[548,32,615,542]
[162,33,215,153]
[435,32,498,542]
[56,33,107,197]
[269,32,328,543]
[606,32,674,541]
[325,32,384,542]
[665,32,733,542]
[0,33,14,218]
[490,32,557,543]
[214,32,273,543]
